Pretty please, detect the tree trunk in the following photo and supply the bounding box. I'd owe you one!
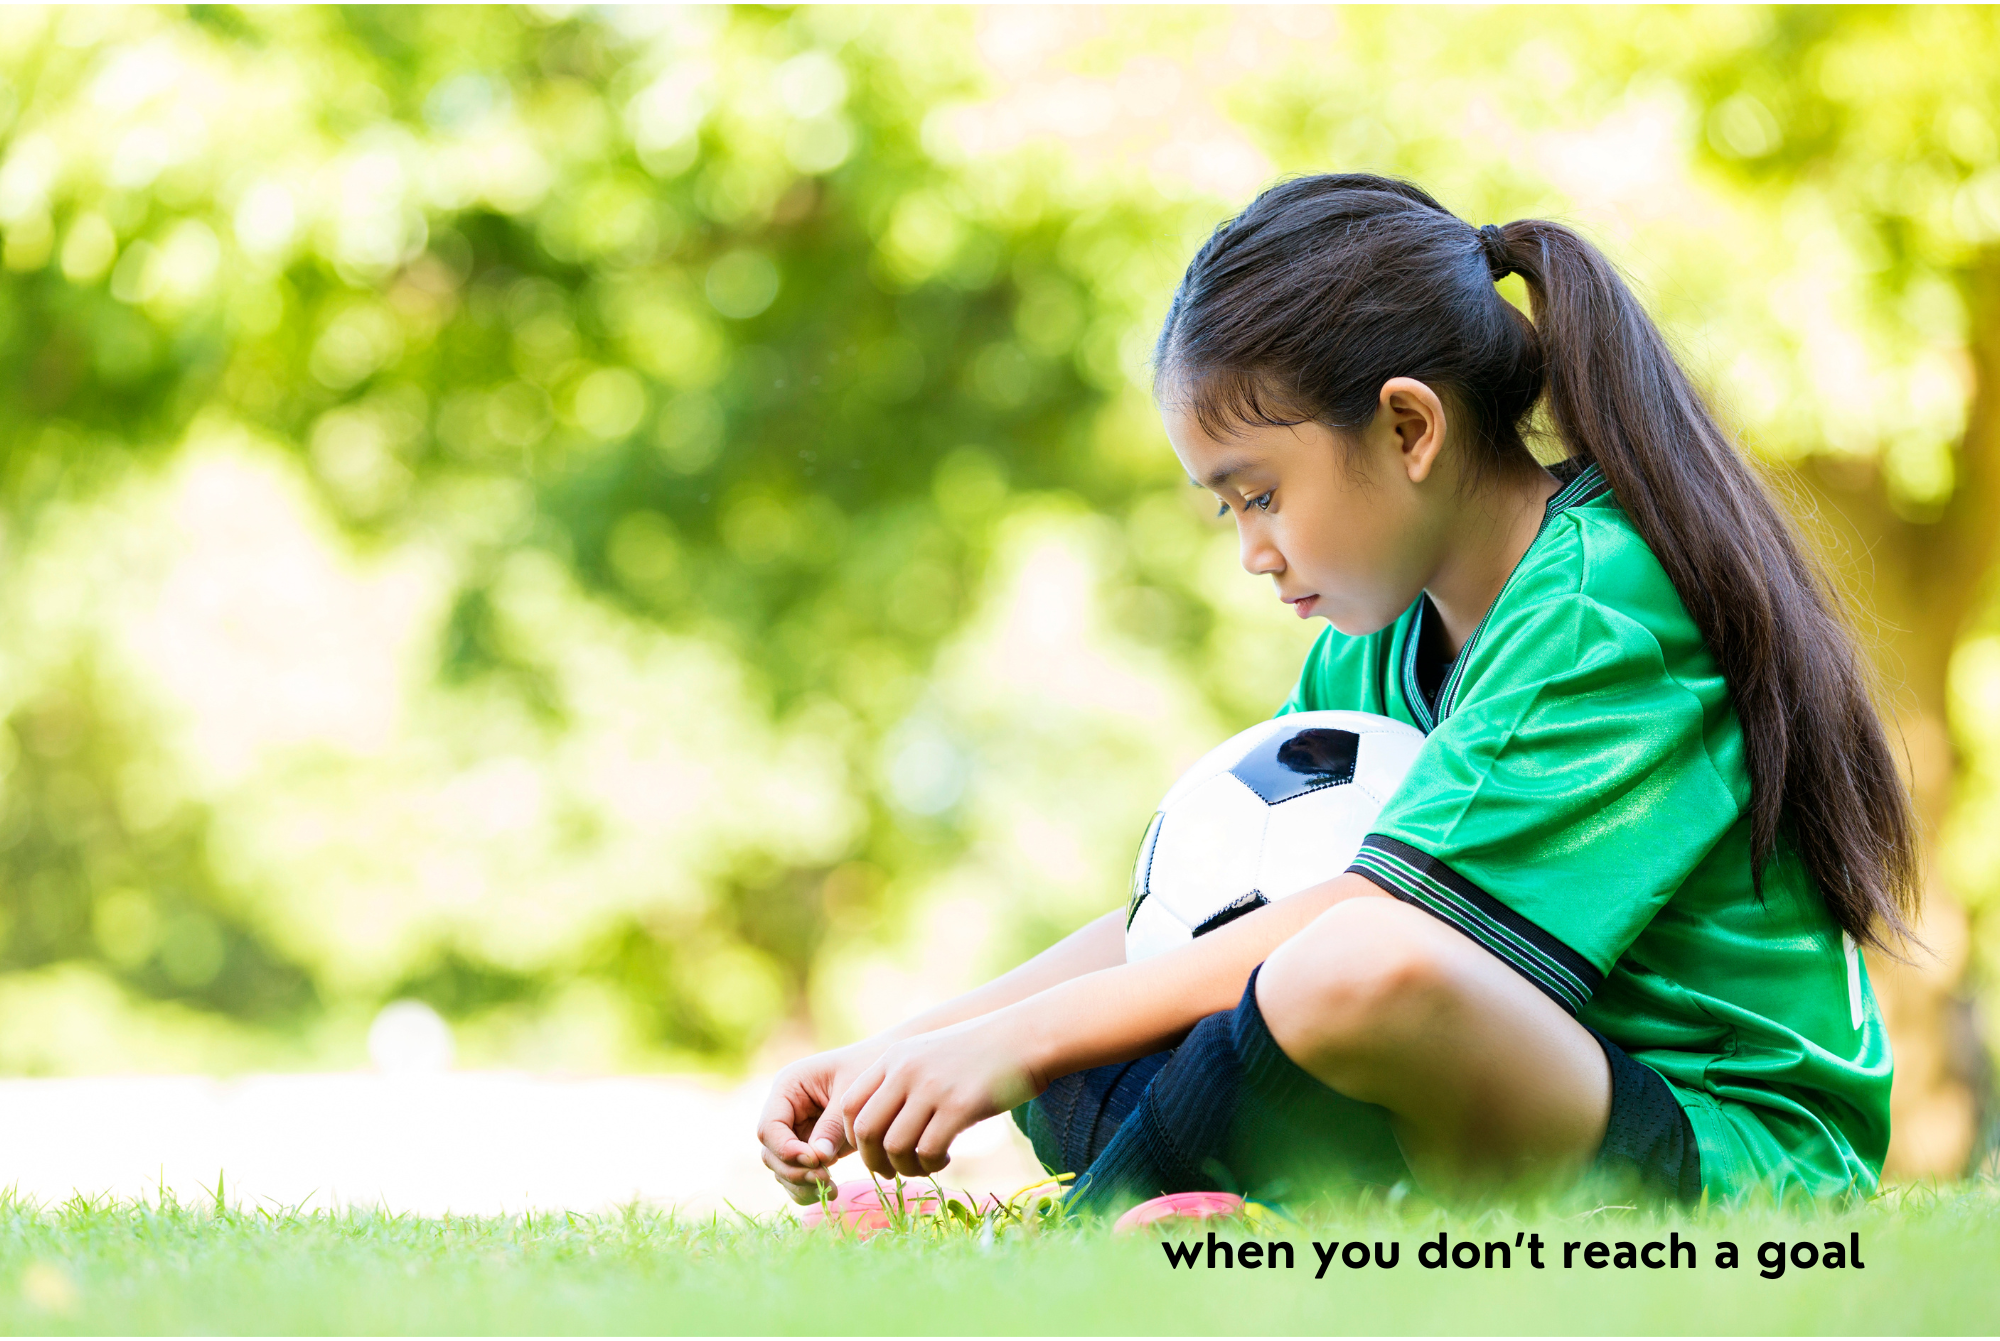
[1772,250,2000,1179]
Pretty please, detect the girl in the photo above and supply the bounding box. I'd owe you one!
[757,174,1917,1207]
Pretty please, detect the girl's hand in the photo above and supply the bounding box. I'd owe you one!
[749,909,1125,1200]
[757,1042,883,1204]
[837,1015,1041,1179]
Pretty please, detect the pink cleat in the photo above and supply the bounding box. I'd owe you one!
[797,1179,991,1239]
[1111,1189,1248,1234]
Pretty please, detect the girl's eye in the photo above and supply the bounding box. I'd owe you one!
[1216,492,1274,518]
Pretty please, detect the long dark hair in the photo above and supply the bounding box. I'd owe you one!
[1157,173,1918,950]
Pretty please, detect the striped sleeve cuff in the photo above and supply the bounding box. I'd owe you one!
[1347,834,1602,1014]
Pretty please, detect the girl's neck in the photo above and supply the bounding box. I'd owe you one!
[1424,466,1562,657]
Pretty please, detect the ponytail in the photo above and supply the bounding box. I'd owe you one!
[1495,220,1918,948]
[1157,174,1919,949]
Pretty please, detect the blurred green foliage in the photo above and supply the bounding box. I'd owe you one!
[0,5,1996,1086]
[0,5,1239,1069]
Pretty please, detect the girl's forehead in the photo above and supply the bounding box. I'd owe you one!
[1164,404,1294,483]
[1185,451,1265,492]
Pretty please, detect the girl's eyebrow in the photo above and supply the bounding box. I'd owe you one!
[1192,457,1261,490]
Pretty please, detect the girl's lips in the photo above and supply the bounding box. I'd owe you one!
[1289,595,1319,619]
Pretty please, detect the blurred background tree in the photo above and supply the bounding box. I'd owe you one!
[0,4,1238,1077]
[0,5,1990,1179]
[1653,4,2000,1183]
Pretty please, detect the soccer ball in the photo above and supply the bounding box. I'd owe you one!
[1125,710,1426,962]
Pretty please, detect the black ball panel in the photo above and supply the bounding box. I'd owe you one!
[1192,888,1270,937]
[1126,810,1164,929]
[1229,727,1359,804]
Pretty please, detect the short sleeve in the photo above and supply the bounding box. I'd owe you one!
[1348,594,1741,1014]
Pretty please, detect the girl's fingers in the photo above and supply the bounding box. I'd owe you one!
[881,1097,940,1179]
[760,1144,813,1181]
[806,1106,849,1166]
[914,1106,963,1174]
[757,1118,813,1166]
[760,1143,834,1200]
[757,1070,821,1133]
[836,1060,890,1152]
[756,1087,822,1166]
[849,1074,912,1179]
[775,1171,835,1205]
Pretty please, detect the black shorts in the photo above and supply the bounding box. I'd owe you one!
[1014,1026,1702,1204]
[1584,1026,1703,1203]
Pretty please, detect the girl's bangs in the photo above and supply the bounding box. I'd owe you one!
[1165,364,1318,442]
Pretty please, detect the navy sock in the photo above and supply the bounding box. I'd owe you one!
[1070,967,1406,1212]
[1069,1007,1239,1209]
[1012,1052,1171,1176]
[1224,970,1405,1199]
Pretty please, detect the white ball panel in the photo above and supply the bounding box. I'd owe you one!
[1125,897,1190,962]
[1157,716,1294,810]
[1122,709,1428,963]
[1145,773,1266,925]
[1255,784,1378,900]
[1355,729,1425,796]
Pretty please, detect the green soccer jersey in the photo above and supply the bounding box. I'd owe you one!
[1279,463,1891,1200]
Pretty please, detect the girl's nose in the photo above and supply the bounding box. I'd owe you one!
[1239,521,1284,577]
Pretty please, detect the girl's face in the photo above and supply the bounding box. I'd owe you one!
[1160,378,1455,638]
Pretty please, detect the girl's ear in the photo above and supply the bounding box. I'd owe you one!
[1376,377,1449,484]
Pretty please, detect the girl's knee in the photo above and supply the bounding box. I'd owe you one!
[1256,896,1455,1062]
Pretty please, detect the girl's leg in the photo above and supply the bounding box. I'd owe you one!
[1013,1052,1171,1176]
[1070,973,1406,1210]
[1254,894,1610,1193]
[1071,893,1615,1210]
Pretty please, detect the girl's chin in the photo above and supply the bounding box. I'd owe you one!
[1322,603,1404,639]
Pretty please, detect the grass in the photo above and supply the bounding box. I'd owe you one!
[0,1178,1996,1335]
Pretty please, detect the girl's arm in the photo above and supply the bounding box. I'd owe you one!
[879,907,1130,1043]
[756,908,1127,1199]
[838,873,1387,1180]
